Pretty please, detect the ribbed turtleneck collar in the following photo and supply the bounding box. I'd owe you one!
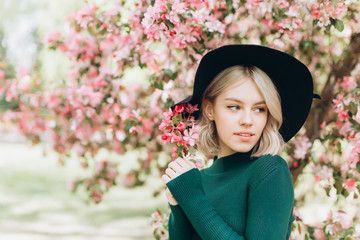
[206,150,254,174]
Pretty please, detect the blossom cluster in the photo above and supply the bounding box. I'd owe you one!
[159,103,202,167]
[149,209,169,240]
[68,160,119,204]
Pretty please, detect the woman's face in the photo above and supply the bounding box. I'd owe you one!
[205,78,268,158]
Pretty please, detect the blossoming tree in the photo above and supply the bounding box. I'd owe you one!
[1,0,360,239]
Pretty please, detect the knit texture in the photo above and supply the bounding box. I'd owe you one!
[166,151,295,240]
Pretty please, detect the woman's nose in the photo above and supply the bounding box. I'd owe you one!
[240,110,253,126]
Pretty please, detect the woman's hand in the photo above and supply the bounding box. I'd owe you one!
[162,158,196,206]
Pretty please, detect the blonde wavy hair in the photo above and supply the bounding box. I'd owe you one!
[196,65,285,158]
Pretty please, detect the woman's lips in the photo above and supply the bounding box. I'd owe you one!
[234,132,254,141]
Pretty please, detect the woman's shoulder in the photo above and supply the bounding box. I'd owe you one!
[251,154,289,170]
[248,155,291,184]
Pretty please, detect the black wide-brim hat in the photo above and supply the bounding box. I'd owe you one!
[172,44,321,142]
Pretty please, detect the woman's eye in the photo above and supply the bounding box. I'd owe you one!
[255,107,266,113]
[228,105,239,111]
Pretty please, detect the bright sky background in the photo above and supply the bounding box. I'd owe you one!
[0,0,112,80]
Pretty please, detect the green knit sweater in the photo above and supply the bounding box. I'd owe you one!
[166,151,295,240]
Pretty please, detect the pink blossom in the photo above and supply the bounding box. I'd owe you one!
[120,110,131,121]
[123,172,136,187]
[88,66,98,78]
[46,31,62,43]
[185,103,199,114]
[175,104,185,113]
[325,222,342,235]
[95,161,106,175]
[350,145,360,165]
[129,126,138,134]
[192,10,206,23]
[91,191,103,203]
[154,0,168,13]
[345,178,356,189]
[172,147,178,158]
[338,111,349,122]
[172,0,187,14]
[354,106,360,124]
[332,94,344,110]
[340,76,357,92]
[293,136,312,159]
[161,133,171,144]
[205,16,225,34]
[162,109,174,120]
[105,167,119,180]
[339,121,351,136]
[159,119,170,130]
[183,128,199,146]
[0,70,5,79]
[89,91,103,107]
[314,228,326,240]
[170,131,183,144]
[313,5,321,18]
[176,121,186,130]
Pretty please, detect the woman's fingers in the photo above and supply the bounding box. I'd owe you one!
[162,158,197,184]
[165,168,177,178]
[162,174,171,184]
[168,161,184,173]
[165,188,178,205]
[175,157,195,170]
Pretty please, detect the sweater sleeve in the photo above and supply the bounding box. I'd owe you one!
[245,157,294,239]
[166,168,245,240]
[168,203,194,239]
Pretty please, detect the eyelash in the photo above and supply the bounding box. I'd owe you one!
[227,106,266,112]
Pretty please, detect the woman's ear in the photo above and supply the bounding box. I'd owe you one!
[203,100,214,120]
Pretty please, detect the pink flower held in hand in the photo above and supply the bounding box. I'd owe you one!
[185,103,199,114]
[176,121,185,130]
[175,104,185,113]
[162,108,173,120]
[183,128,199,146]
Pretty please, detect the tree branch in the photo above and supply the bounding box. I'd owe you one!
[291,32,360,184]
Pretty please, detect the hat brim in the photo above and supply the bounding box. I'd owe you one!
[172,44,319,142]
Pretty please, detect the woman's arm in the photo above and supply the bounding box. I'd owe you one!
[165,157,294,240]
[245,161,294,239]
[168,203,194,239]
[166,168,245,240]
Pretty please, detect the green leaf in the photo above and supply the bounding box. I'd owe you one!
[165,19,175,29]
[164,98,174,109]
[357,162,360,173]
[325,24,331,32]
[225,0,232,8]
[176,146,184,155]
[331,0,339,6]
[163,69,178,80]
[313,19,319,26]
[192,47,206,55]
[335,19,344,32]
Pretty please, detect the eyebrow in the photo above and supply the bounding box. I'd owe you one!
[224,98,266,105]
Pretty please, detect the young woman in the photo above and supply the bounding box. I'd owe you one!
[162,44,320,240]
